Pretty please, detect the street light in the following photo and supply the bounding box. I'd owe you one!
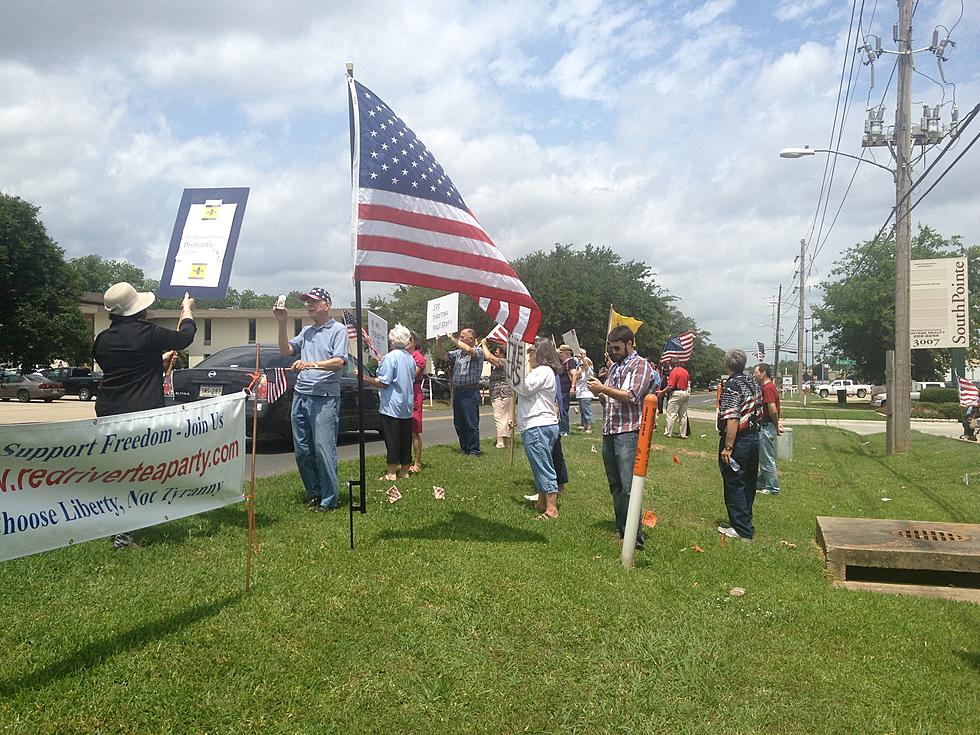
[779,147,896,178]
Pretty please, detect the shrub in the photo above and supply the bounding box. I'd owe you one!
[911,401,963,419]
[919,387,958,403]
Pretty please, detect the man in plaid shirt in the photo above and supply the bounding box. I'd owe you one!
[717,349,763,540]
[588,325,654,549]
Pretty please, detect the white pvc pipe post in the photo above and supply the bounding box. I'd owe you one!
[621,394,659,568]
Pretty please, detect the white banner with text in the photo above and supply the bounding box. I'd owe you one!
[0,393,246,562]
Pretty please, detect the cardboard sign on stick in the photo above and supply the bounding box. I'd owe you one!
[561,329,581,355]
[367,310,389,358]
[159,187,249,299]
[506,335,527,392]
[426,292,459,339]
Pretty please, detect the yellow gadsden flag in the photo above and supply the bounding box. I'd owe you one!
[608,306,643,336]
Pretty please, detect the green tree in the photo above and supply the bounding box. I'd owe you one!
[0,194,89,367]
[68,254,151,293]
[813,226,979,383]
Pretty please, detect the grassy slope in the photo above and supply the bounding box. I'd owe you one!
[1,423,978,735]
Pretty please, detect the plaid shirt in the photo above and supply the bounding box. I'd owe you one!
[602,351,654,435]
[448,347,484,388]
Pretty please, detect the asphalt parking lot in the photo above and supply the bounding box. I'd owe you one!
[0,395,97,424]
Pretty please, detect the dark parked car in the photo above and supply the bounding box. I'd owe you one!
[43,366,102,401]
[169,345,383,440]
[0,371,65,402]
[421,374,451,400]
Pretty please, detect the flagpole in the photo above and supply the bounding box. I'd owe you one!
[245,343,260,591]
[347,62,367,550]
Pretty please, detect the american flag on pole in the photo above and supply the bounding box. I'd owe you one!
[343,309,381,360]
[485,324,508,344]
[266,367,289,404]
[753,341,766,361]
[958,375,979,407]
[347,77,541,343]
[661,332,697,364]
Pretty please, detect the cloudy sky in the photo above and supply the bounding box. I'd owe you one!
[2,0,977,353]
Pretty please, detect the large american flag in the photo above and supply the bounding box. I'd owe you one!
[661,332,697,364]
[958,375,979,407]
[347,77,541,343]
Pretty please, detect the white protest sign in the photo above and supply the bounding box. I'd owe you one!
[561,329,581,356]
[367,310,389,358]
[506,335,527,392]
[426,292,459,339]
[0,393,246,562]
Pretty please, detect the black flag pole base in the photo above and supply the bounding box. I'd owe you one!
[348,478,366,549]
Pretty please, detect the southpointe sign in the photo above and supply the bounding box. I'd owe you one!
[910,257,969,350]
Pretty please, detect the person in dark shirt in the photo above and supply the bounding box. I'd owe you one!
[92,282,195,549]
[94,283,196,417]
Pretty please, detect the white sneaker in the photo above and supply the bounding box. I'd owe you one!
[717,526,743,539]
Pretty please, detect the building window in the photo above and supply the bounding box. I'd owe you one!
[204,318,212,346]
[294,318,303,335]
[248,318,256,344]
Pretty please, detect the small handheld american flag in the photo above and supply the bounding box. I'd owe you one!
[266,368,289,404]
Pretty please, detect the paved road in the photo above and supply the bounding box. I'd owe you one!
[0,396,500,478]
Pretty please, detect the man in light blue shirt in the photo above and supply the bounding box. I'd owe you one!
[274,288,349,511]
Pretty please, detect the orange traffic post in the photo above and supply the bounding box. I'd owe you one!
[621,393,659,568]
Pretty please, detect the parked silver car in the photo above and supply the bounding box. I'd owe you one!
[0,371,65,402]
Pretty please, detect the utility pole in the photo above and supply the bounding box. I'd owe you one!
[891,0,914,453]
[797,238,806,398]
[774,284,782,373]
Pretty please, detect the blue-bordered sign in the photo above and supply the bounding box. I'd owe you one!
[159,187,249,299]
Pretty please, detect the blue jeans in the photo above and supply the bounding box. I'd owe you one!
[559,393,571,434]
[291,393,340,509]
[579,397,593,429]
[602,431,643,546]
[453,385,481,455]
[757,423,780,493]
[522,424,559,494]
[718,432,759,539]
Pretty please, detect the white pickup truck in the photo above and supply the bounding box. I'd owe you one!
[814,379,873,399]
[871,381,946,407]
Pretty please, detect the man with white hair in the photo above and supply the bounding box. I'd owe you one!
[274,287,349,512]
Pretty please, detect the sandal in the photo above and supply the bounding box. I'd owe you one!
[534,513,557,521]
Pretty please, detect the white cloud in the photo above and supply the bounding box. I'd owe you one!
[682,0,737,29]
[1,0,978,355]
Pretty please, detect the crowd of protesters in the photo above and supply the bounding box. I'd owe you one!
[92,279,794,551]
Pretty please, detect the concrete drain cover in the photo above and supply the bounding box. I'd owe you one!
[816,516,980,603]
[891,528,970,542]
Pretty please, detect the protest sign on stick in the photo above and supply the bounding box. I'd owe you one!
[426,292,459,339]
[367,310,389,358]
[159,187,249,299]
[561,329,581,355]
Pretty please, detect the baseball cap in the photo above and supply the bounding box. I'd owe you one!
[300,288,331,303]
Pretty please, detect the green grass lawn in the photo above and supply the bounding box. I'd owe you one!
[780,396,887,421]
[1,423,978,734]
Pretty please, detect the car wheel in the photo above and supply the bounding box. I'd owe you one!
[78,387,92,401]
[17,390,31,403]
[856,389,867,398]
[819,389,829,398]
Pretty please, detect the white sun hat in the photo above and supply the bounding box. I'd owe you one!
[103,282,156,316]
